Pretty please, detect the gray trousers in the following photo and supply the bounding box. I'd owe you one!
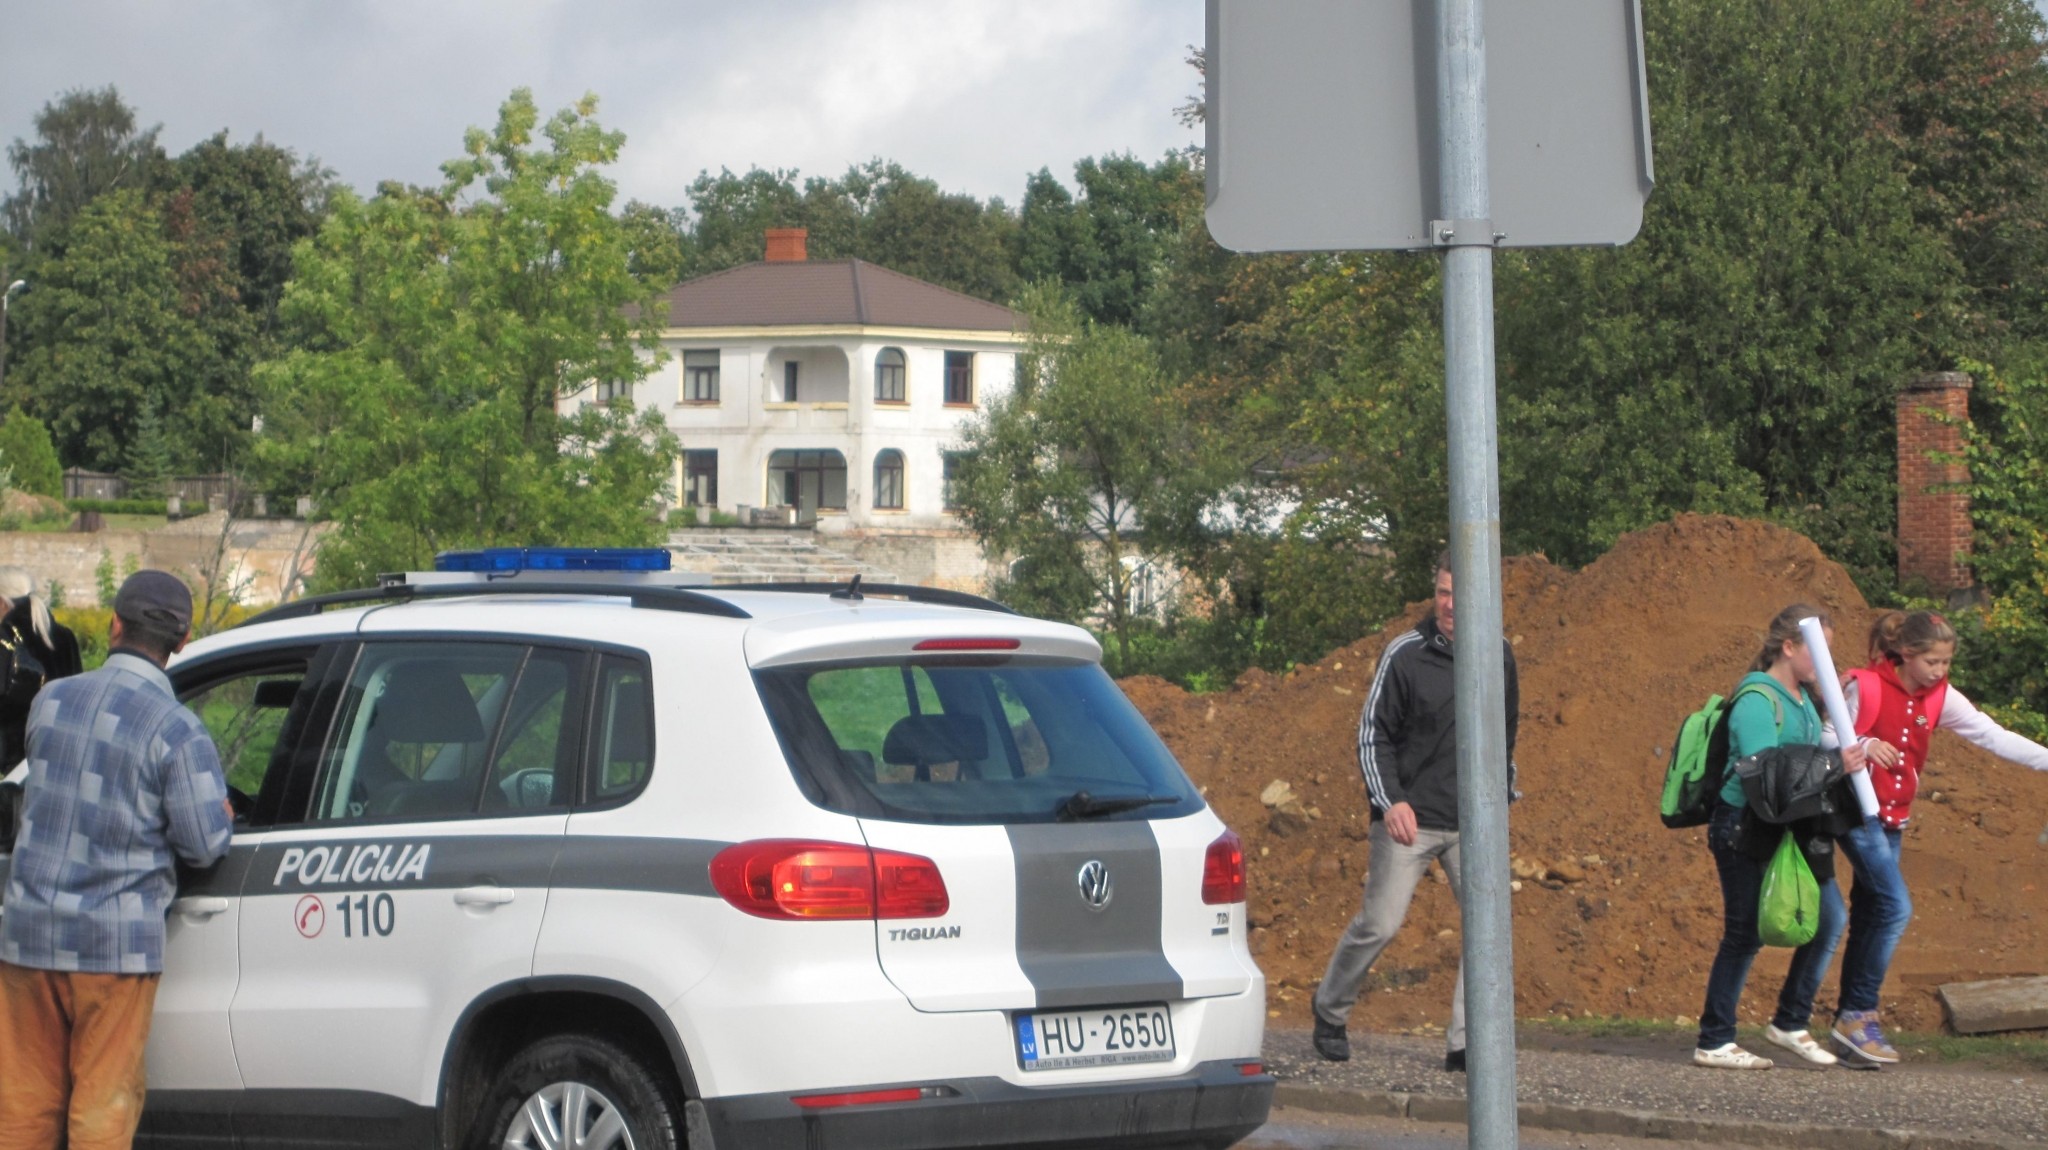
[1312,821,1466,1053]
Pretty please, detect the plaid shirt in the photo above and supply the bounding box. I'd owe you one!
[0,652,231,974]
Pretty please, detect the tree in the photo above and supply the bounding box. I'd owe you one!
[4,86,168,251]
[253,89,679,590]
[1015,155,1202,329]
[675,161,1020,301]
[1944,360,2048,738]
[1,189,200,471]
[0,406,62,497]
[173,132,334,335]
[952,285,1216,667]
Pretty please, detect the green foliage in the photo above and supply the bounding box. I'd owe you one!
[1948,360,2048,738]
[252,90,679,590]
[953,285,1220,667]
[54,607,109,669]
[68,498,168,516]
[3,86,168,251]
[93,548,115,606]
[681,161,1021,302]
[1015,155,1203,329]
[4,190,195,470]
[0,406,61,497]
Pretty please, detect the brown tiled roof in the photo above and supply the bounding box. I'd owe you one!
[652,259,1020,332]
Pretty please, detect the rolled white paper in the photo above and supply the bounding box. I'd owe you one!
[1799,616,1881,819]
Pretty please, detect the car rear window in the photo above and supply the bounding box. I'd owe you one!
[755,657,1204,825]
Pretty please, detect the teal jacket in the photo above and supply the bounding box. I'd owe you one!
[1720,671,1823,807]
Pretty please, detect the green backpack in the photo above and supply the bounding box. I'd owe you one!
[1660,683,1775,829]
[1758,831,1821,947]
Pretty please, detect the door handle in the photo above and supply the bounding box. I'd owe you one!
[453,886,515,907]
[170,896,230,919]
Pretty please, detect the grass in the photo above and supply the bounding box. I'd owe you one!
[1519,1016,2048,1071]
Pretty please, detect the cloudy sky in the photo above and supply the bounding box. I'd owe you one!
[0,1,1205,212]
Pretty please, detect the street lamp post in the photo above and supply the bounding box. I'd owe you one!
[0,279,24,396]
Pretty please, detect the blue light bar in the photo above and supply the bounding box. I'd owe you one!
[433,548,674,573]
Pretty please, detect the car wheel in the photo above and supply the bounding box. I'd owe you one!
[471,1033,680,1150]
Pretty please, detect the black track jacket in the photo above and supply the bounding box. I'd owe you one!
[1355,616,1519,832]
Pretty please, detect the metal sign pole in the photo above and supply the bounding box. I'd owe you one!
[1435,0,1518,1147]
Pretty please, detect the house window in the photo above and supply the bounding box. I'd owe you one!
[942,454,963,511]
[684,450,717,507]
[944,351,974,405]
[767,449,847,513]
[783,361,800,403]
[875,348,907,404]
[683,350,720,403]
[596,379,632,406]
[873,450,905,510]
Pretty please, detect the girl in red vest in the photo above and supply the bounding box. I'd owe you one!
[1827,610,2048,1066]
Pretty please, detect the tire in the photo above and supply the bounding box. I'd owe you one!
[470,1033,681,1150]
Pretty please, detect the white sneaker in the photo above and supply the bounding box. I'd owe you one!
[1764,1025,1838,1066]
[1693,1043,1773,1070]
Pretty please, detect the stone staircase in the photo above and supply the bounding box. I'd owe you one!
[667,530,896,585]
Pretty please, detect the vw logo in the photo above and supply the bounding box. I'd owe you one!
[1077,860,1113,911]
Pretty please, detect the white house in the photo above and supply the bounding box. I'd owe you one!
[582,228,1023,532]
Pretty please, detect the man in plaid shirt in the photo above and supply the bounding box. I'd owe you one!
[0,571,231,1150]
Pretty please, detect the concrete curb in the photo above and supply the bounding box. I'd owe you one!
[1271,1083,2040,1150]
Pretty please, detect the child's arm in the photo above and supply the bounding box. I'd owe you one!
[1940,686,2048,771]
[1820,676,1895,763]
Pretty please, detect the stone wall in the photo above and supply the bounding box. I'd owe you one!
[0,513,322,607]
[830,528,1001,594]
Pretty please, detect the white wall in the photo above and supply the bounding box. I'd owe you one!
[587,334,1018,528]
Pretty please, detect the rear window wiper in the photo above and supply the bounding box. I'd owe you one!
[1057,790,1180,820]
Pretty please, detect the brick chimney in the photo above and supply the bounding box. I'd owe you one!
[1896,371,1973,594]
[765,228,808,262]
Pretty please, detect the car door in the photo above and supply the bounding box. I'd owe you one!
[146,647,329,1123]
[229,640,582,1120]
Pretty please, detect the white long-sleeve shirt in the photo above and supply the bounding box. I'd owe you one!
[1822,677,2048,771]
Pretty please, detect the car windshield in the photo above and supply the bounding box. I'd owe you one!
[755,656,1204,825]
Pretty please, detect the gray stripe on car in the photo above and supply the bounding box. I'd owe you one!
[226,834,727,898]
[1007,821,1184,1009]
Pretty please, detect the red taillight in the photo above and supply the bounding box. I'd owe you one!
[1238,1061,1265,1077]
[873,850,951,918]
[1202,829,1246,905]
[912,638,1021,651]
[791,1087,923,1109]
[710,840,949,921]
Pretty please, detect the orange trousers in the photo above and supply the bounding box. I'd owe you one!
[0,961,159,1150]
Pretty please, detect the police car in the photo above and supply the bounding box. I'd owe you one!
[19,549,1272,1149]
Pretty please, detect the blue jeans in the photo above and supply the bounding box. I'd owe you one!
[1698,803,1846,1049]
[1835,816,1911,1013]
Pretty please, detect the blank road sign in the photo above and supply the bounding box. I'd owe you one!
[1205,0,1654,252]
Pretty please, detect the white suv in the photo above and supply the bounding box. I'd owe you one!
[27,550,1270,1150]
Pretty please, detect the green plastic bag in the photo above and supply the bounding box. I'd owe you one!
[1758,832,1820,948]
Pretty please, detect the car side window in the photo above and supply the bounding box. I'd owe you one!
[483,648,584,813]
[179,657,316,827]
[309,642,526,823]
[588,654,654,802]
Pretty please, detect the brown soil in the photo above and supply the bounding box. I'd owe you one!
[1125,515,2048,1035]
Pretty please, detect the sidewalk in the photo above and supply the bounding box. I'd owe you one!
[1264,1026,2048,1150]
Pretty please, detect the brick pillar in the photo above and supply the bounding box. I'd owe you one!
[1896,371,1973,593]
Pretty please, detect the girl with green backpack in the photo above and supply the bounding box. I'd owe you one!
[1695,604,1868,1070]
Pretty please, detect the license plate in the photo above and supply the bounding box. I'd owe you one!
[1015,1004,1176,1071]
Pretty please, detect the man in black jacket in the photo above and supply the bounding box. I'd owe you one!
[1310,553,1519,1070]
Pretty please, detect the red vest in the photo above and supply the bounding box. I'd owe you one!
[1843,660,1948,828]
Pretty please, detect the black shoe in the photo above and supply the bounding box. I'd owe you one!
[1312,1017,1351,1062]
[1444,1049,1466,1073]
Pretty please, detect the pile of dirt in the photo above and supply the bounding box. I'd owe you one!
[1126,515,2048,1034]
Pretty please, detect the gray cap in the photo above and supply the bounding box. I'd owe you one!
[113,570,193,633]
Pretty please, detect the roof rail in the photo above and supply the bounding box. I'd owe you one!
[716,581,1016,615]
[236,581,752,629]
